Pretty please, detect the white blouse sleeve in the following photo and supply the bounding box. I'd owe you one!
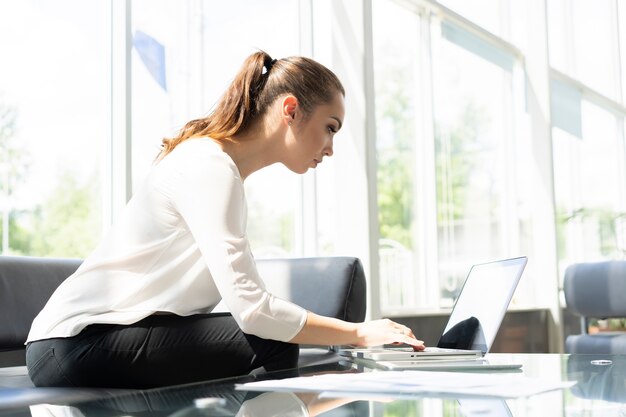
[165,145,307,342]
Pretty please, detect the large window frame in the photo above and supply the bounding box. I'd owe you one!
[369,0,626,352]
[373,0,538,315]
[548,0,626,282]
[0,0,109,258]
[550,67,626,278]
[7,0,626,353]
[107,0,324,258]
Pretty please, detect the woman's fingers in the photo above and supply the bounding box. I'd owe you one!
[355,319,425,349]
[386,320,425,349]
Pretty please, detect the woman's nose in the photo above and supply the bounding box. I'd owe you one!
[324,139,334,157]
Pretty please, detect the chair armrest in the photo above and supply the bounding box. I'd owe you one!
[0,256,82,350]
[256,256,366,323]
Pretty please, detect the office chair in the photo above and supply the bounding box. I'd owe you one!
[564,260,626,354]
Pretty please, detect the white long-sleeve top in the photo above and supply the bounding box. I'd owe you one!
[27,138,308,343]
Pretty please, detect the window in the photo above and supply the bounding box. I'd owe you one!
[438,0,505,39]
[373,0,423,310]
[130,0,302,258]
[0,0,107,257]
[552,99,626,277]
[432,24,521,307]
[373,2,530,312]
[548,0,626,282]
[7,2,626,347]
[548,0,619,100]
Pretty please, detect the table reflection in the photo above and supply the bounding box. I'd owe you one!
[18,354,626,417]
[566,354,626,404]
[27,387,369,417]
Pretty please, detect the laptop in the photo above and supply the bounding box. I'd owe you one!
[339,256,528,364]
[371,357,523,371]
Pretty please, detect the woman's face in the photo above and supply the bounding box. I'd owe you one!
[284,92,345,174]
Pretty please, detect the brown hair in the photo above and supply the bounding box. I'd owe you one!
[157,51,345,160]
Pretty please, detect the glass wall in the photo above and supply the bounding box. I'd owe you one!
[0,1,311,261]
[373,0,422,310]
[548,0,626,286]
[4,0,626,334]
[130,0,302,258]
[373,0,531,312]
[552,101,625,275]
[547,0,619,99]
[373,0,626,316]
[0,0,107,258]
[438,0,505,38]
[432,25,521,307]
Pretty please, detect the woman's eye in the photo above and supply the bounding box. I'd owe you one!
[328,126,337,134]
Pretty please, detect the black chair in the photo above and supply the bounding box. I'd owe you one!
[563,260,626,353]
[0,255,366,408]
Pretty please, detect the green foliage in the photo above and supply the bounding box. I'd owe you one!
[434,102,486,223]
[381,399,462,417]
[0,98,30,254]
[554,206,569,261]
[383,400,421,417]
[610,318,626,329]
[28,171,101,258]
[590,318,626,331]
[0,100,17,148]
[0,101,29,191]
[556,206,624,258]
[0,210,32,255]
[375,52,416,249]
[1,94,100,258]
[378,150,413,248]
[2,171,101,258]
[374,52,489,250]
[246,201,294,256]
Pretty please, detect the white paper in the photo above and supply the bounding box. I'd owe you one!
[236,371,575,399]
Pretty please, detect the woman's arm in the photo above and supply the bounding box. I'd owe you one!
[289,311,425,349]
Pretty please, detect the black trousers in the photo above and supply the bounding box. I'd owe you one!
[25,313,299,389]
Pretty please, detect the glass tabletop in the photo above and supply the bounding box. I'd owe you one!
[2,353,625,417]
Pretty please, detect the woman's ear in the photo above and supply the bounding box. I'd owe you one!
[281,95,298,126]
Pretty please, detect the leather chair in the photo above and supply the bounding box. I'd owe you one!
[564,260,626,354]
[0,255,366,408]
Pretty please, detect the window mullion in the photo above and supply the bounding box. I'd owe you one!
[109,0,133,225]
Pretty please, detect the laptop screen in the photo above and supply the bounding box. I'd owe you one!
[438,256,528,353]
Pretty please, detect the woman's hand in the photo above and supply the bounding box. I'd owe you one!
[289,312,425,350]
[355,319,425,350]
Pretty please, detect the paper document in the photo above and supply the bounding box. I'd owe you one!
[237,371,575,399]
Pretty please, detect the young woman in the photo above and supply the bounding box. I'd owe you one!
[26,51,424,389]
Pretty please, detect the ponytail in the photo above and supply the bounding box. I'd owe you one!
[158,51,344,161]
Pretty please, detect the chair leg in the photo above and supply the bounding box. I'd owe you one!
[580,317,589,335]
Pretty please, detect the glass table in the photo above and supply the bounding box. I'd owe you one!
[1,353,624,417]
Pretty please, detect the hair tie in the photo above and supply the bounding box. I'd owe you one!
[263,58,277,74]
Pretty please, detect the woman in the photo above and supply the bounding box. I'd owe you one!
[26,51,424,389]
